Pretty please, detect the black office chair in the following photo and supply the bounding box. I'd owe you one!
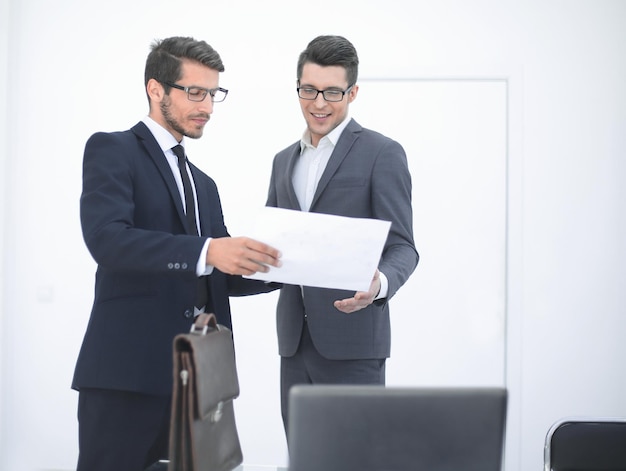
[544,417,626,471]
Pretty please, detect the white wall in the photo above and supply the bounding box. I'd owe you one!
[1,1,625,470]
[0,0,9,462]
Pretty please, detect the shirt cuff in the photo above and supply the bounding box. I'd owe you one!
[196,238,214,276]
[375,271,389,300]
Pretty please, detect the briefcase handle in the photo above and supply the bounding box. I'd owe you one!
[189,313,221,335]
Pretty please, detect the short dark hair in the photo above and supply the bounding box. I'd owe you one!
[144,36,224,95]
[297,35,359,87]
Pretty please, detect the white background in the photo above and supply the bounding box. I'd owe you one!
[1,1,626,470]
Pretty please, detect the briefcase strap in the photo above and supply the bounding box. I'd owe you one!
[189,313,220,335]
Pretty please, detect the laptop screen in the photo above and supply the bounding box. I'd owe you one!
[287,385,507,471]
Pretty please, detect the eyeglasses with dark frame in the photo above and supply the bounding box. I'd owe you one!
[164,81,229,103]
[297,86,353,102]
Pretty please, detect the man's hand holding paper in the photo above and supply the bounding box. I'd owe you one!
[333,269,382,314]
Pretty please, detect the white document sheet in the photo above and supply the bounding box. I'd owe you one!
[244,207,391,292]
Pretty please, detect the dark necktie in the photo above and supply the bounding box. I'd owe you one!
[172,145,198,235]
[172,145,209,313]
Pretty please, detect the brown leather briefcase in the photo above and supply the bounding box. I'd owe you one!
[168,313,243,471]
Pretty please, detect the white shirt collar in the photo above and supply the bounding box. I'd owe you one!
[299,115,351,154]
[142,116,186,153]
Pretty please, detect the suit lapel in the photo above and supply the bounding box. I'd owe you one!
[285,144,302,210]
[309,119,360,210]
[131,122,190,234]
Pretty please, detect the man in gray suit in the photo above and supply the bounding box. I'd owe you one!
[266,35,419,434]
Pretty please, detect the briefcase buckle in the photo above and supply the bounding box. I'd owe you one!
[190,324,209,335]
[211,401,224,423]
[189,313,222,336]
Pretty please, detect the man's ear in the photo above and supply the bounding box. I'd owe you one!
[146,78,165,103]
[348,84,359,103]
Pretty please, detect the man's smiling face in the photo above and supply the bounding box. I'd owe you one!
[298,62,358,147]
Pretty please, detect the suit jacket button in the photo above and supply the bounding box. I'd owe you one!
[182,263,188,269]
[167,263,174,269]
[183,309,193,319]
[174,263,181,269]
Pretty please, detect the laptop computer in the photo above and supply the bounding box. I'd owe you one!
[287,385,507,471]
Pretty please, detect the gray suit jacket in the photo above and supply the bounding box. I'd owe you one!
[266,118,418,360]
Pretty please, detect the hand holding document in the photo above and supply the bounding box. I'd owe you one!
[244,207,391,292]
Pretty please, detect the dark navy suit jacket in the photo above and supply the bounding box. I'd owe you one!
[266,118,419,360]
[73,121,274,395]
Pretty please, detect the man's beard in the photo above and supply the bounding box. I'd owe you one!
[160,99,204,139]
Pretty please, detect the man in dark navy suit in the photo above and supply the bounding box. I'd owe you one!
[72,36,281,471]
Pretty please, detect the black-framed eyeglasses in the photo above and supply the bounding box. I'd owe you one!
[164,81,228,103]
[297,86,353,102]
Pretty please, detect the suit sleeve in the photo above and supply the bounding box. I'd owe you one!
[80,132,205,274]
[371,139,419,299]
